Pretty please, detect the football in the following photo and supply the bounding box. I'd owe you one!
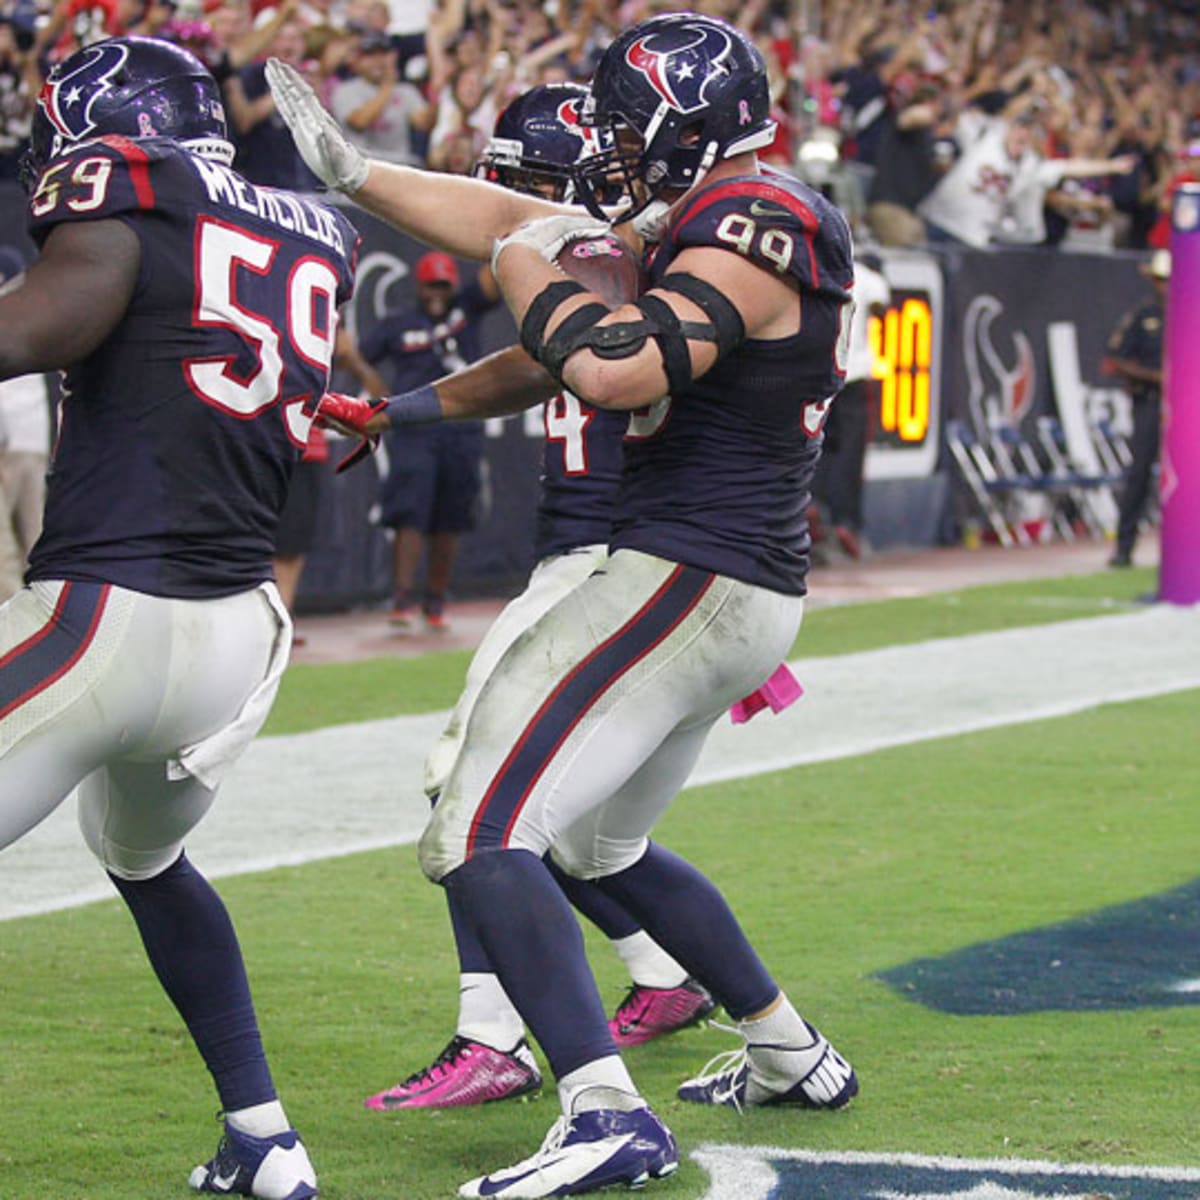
[553,232,645,307]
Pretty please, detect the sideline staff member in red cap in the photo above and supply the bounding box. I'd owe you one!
[359,253,500,629]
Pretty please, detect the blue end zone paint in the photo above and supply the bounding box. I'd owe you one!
[877,878,1200,1015]
[692,1145,1200,1200]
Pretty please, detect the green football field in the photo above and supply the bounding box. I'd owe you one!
[3,566,1198,1199]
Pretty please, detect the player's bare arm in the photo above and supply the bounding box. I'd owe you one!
[494,240,800,411]
[322,344,559,440]
[266,57,569,259]
[0,219,139,379]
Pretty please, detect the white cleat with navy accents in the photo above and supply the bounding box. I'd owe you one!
[677,1019,857,1113]
[189,1122,318,1199]
[457,1104,678,1197]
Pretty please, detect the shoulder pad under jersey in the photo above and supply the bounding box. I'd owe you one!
[26,135,193,242]
[665,172,854,299]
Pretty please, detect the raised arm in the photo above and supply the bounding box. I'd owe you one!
[266,57,564,259]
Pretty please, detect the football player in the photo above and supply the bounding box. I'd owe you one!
[0,36,359,1200]
[330,84,715,1113]
[268,13,857,1197]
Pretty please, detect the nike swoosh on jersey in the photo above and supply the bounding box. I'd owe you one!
[748,199,792,220]
[211,1167,243,1191]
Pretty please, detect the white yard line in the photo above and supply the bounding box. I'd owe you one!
[2,605,1198,923]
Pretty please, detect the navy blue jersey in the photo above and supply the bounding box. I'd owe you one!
[360,280,499,396]
[25,135,359,598]
[536,390,625,559]
[610,171,854,595]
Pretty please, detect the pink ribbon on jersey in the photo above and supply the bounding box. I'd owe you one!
[728,663,803,724]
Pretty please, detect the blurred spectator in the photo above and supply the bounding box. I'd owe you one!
[920,107,1136,249]
[0,246,50,601]
[0,14,36,181]
[1147,139,1200,249]
[1043,124,1121,251]
[225,13,324,188]
[865,69,943,246]
[329,30,437,167]
[359,252,500,631]
[427,63,498,172]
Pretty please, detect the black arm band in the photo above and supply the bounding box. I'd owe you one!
[635,293,695,395]
[539,302,611,380]
[657,272,746,357]
[519,279,588,360]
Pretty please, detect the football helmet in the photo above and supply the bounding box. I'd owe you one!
[575,13,776,219]
[22,35,232,188]
[474,83,608,202]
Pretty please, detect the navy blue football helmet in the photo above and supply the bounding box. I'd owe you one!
[575,13,776,219]
[474,83,608,202]
[22,35,231,188]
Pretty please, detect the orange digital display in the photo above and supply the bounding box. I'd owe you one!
[868,293,933,446]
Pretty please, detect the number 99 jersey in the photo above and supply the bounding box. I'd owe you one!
[25,135,360,598]
[615,170,854,596]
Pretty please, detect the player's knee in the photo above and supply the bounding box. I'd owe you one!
[81,825,180,881]
[551,833,648,880]
[418,817,467,882]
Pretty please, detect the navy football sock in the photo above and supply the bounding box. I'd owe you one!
[446,884,491,973]
[594,842,778,1019]
[432,790,493,975]
[443,849,616,1079]
[108,854,275,1111]
[546,854,641,940]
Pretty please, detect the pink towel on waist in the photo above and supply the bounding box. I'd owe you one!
[728,663,803,724]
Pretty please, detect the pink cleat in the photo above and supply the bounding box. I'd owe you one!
[363,1036,542,1110]
[609,978,717,1048]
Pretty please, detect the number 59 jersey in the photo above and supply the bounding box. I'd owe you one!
[25,135,360,598]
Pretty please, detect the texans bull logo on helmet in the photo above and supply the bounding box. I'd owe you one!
[554,95,603,158]
[39,40,129,142]
[624,22,734,116]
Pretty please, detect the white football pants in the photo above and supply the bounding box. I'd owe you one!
[419,549,803,882]
[423,544,609,797]
[0,580,289,880]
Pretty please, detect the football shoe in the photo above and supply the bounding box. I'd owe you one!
[388,603,416,629]
[364,1036,542,1110]
[608,978,716,1047]
[677,1019,857,1113]
[189,1122,317,1199]
[457,1104,678,1198]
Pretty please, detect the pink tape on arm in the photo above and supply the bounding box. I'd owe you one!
[728,663,804,724]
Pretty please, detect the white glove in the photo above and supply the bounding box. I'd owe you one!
[491,214,611,273]
[265,58,370,194]
[631,199,672,244]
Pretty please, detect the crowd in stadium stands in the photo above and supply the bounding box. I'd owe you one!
[0,0,1195,253]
